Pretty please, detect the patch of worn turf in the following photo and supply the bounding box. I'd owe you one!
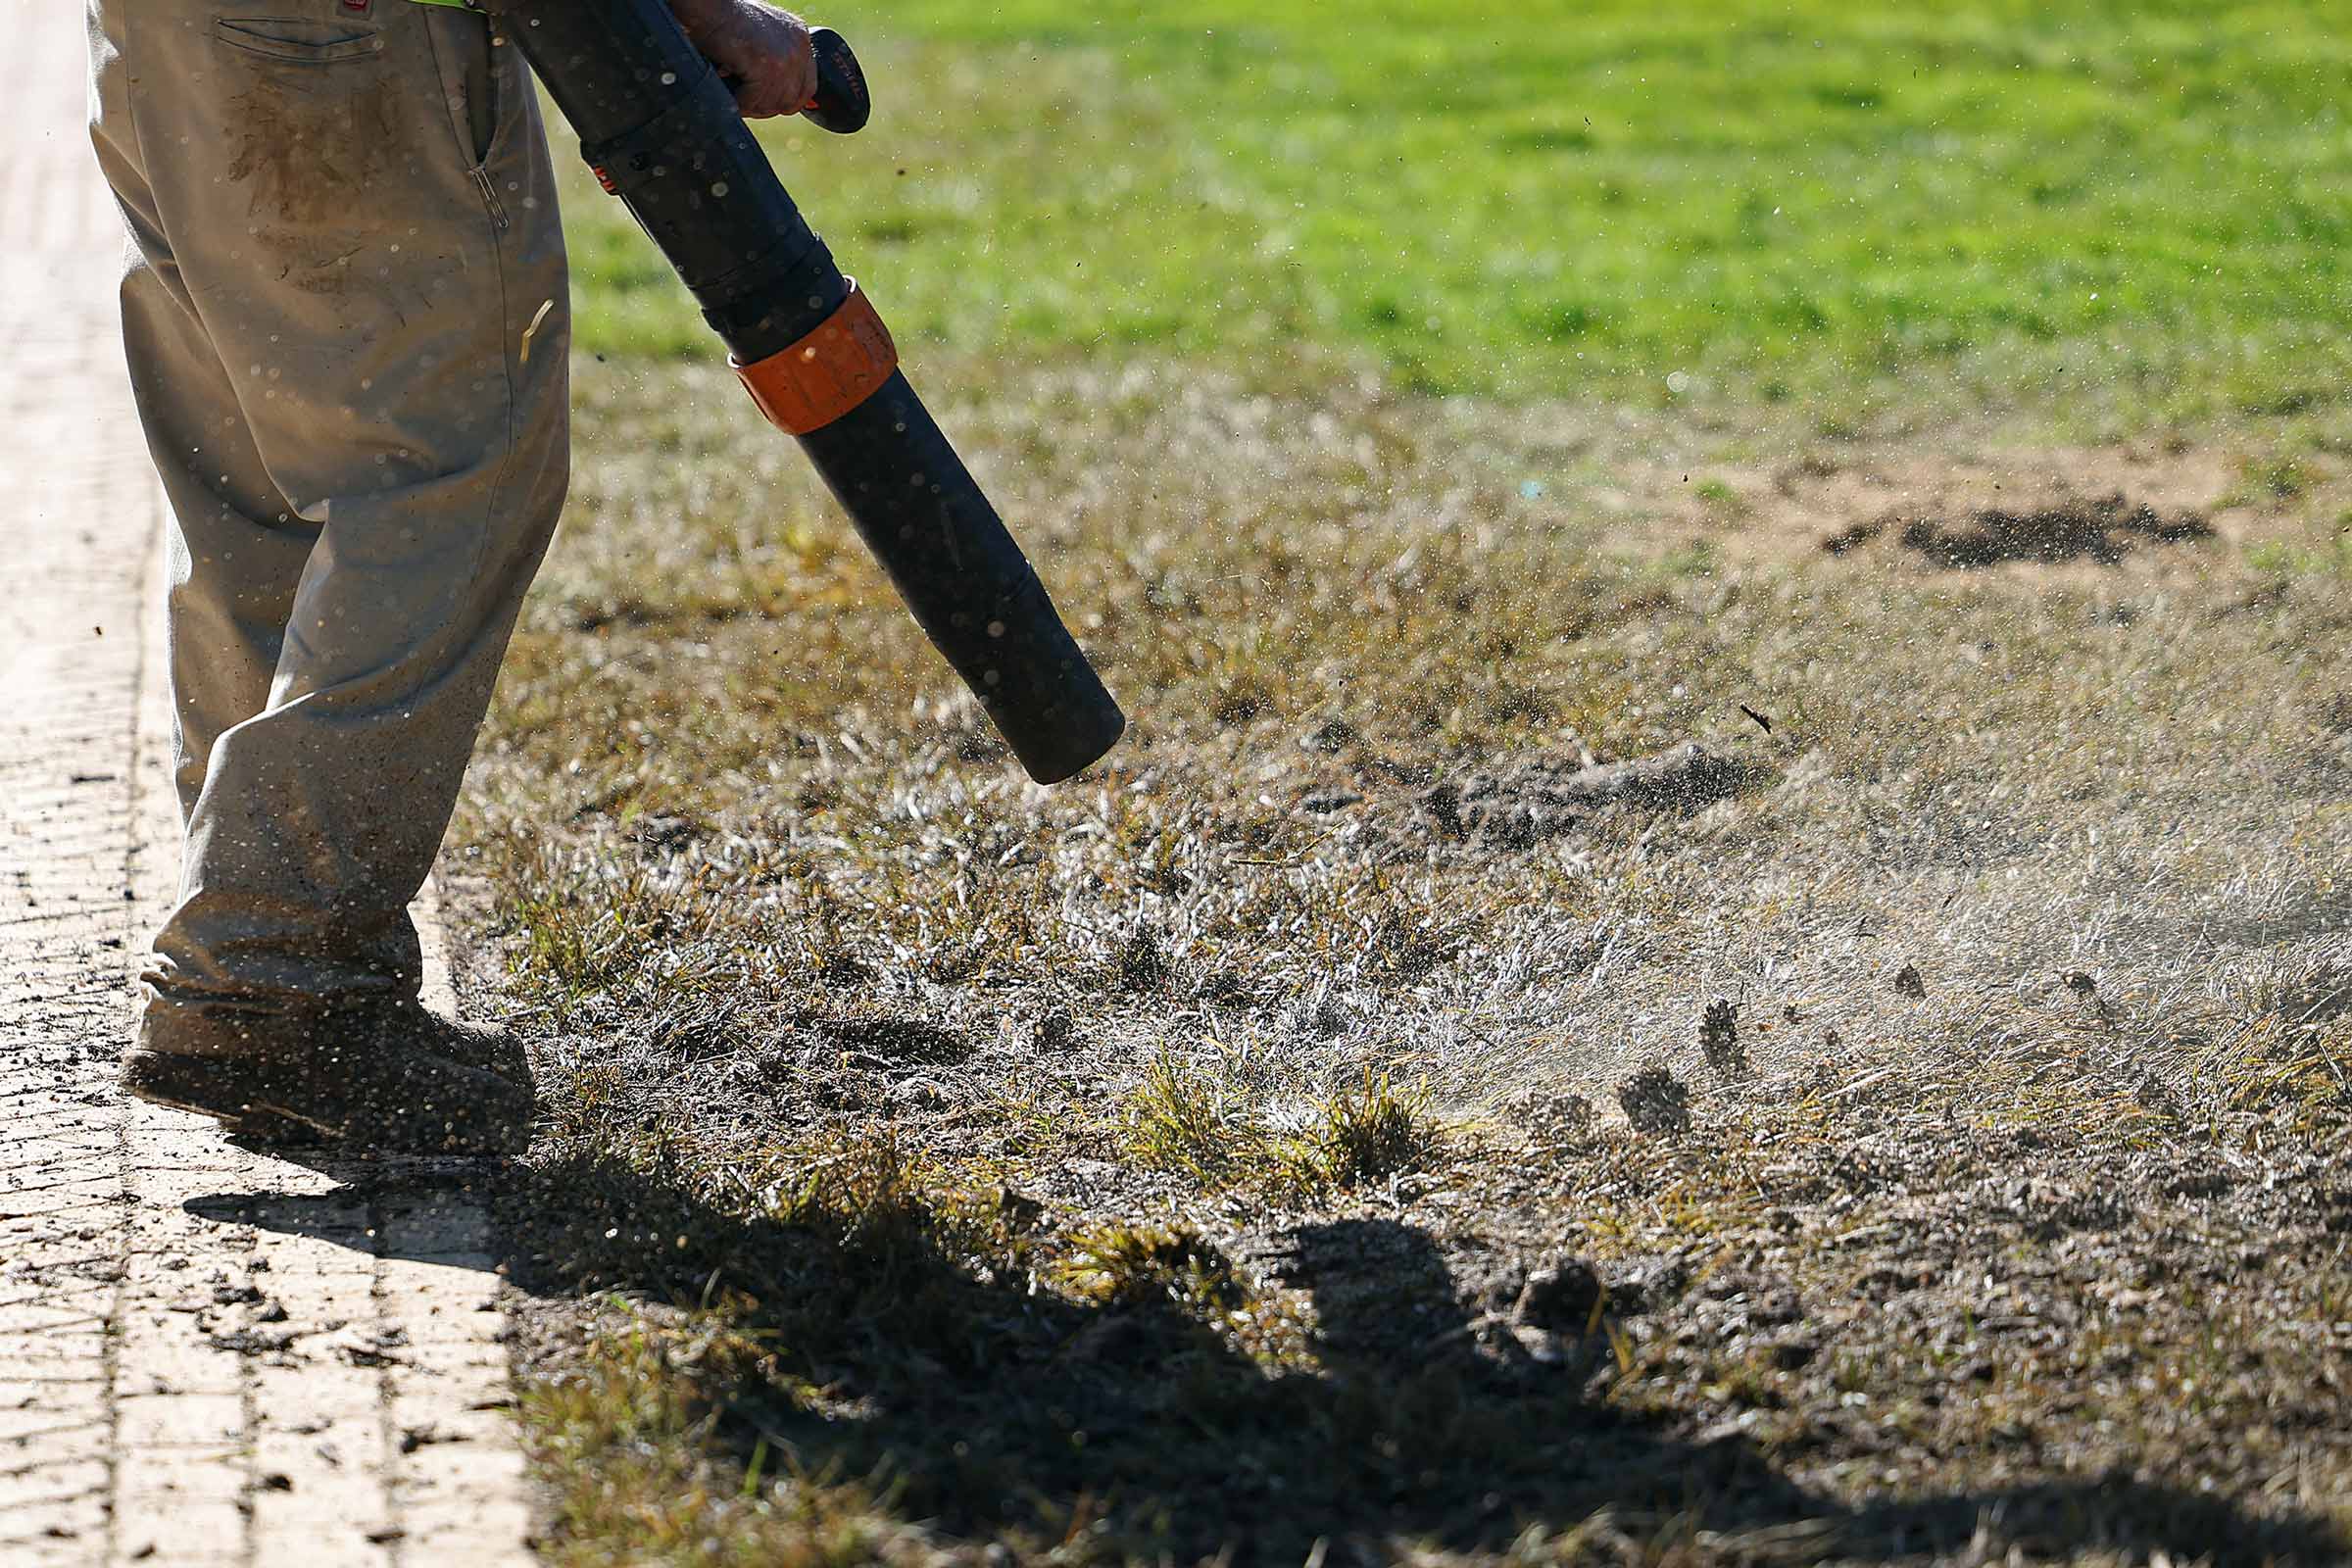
[455,351,2352,1564]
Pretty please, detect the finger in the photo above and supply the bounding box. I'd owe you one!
[745,74,796,120]
[721,59,773,118]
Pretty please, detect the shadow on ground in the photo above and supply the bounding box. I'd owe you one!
[192,1148,2348,1568]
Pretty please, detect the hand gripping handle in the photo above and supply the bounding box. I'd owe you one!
[717,25,869,133]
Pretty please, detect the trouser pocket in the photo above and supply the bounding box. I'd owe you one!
[213,15,386,63]
[418,5,502,169]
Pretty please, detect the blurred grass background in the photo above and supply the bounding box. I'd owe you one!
[563,0,2352,428]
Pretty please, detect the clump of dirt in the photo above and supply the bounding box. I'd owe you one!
[1831,492,2213,567]
[1699,997,1747,1077]
[1413,742,1761,849]
[1616,1063,1692,1135]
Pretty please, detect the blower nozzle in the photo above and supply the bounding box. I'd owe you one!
[482,0,1125,785]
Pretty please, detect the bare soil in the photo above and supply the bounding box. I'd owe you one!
[446,363,2352,1566]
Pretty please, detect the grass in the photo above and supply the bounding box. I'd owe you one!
[1123,1049,1438,1194]
[562,1,2352,428]
[454,350,2352,1562]
[440,4,2352,1561]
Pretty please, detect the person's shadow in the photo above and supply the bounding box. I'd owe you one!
[193,1151,2347,1567]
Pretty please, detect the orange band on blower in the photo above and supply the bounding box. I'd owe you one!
[730,279,899,435]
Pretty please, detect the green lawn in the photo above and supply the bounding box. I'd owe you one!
[562,0,2352,428]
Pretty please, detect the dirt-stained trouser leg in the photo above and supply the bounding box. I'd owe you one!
[88,0,568,1026]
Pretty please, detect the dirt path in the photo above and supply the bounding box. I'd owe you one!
[2,13,534,1565]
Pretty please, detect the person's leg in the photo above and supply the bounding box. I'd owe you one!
[91,0,314,821]
[97,0,569,1028]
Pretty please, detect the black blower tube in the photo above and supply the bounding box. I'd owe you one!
[480,0,1125,785]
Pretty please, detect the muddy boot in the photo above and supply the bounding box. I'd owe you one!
[122,1000,535,1155]
[353,996,534,1086]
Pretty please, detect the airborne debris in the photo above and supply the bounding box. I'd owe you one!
[1616,1063,1692,1136]
[1830,492,2215,567]
[1410,742,1762,849]
[1699,998,1747,1077]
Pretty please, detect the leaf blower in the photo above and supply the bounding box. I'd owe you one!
[477,0,1126,785]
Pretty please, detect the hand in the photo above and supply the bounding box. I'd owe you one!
[668,0,817,120]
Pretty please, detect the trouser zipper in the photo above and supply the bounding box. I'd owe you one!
[471,165,510,229]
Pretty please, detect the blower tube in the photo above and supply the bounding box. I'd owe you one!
[479,0,1125,784]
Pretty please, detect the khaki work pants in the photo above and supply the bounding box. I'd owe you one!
[87,0,569,1019]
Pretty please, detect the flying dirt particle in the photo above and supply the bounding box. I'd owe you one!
[1892,962,1926,999]
[1616,1063,1691,1136]
[1699,998,1748,1077]
[1740,704,1772,734]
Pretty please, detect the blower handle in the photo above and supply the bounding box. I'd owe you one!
[722,25,869,133]
[804,27,870,133]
